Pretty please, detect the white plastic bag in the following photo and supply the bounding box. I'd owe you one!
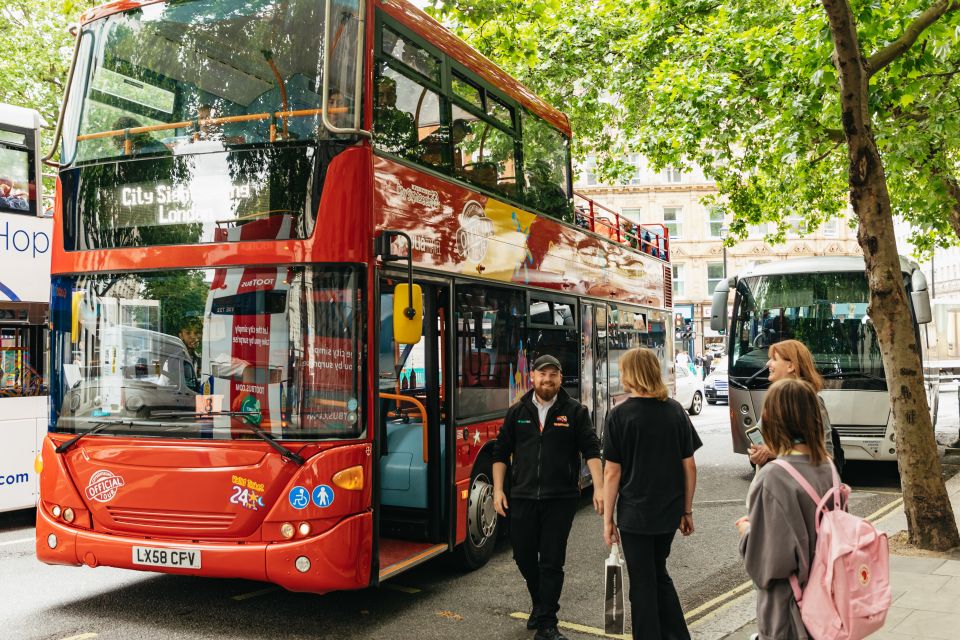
[604,542,626,635]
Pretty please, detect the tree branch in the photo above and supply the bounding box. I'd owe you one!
[866,1,960,78]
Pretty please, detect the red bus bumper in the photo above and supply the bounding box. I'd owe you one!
[36,505,373,594]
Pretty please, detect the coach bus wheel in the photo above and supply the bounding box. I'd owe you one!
[454,464,498,570]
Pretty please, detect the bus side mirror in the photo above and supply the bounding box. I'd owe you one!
[911,270,932,324]
[710,278,731,332]
[393,284,423,345]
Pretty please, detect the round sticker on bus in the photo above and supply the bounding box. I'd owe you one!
[240,395,262,425]
[312,485,335,508]
[288,486,310,510]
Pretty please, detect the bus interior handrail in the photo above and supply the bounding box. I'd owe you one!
[379,392,429,463]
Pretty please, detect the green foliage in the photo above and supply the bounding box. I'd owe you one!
[141,271,209,337]
[0,0,100,152]
[428,0,960,256]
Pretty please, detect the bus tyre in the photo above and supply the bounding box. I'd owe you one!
[454,463,498,570]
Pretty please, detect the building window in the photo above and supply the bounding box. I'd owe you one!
[707,262,725,294]
[621,207,642,222]
[581,155,598,186]
[822,217,839,236]
[708,207,724,238]
[786,213,806,235]
[664,166,682,183]
[627,154,643,185]
[663,207,682,239]
[748,223,768,238]
[672,264,685,298]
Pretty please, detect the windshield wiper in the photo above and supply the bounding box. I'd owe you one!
[56,418,136,454]
[151,411,305,465]
[821,370,886,382]
[729,366,769,389]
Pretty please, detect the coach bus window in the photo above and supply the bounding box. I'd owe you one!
[521,111,572,222]
[374,68,443,169]
[0,315,47,397]
[528,296,579,399]
[607,305,664,399]
[456,285,526,418]
[51,266,363,440]
[62,0,362,165]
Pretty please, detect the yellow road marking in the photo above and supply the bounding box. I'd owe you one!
[683,580,753,621]
[866,497,904,523]
[510,612,629,639]
[60,634,98,640]
[231,586,279,601]
[383,583,422,594]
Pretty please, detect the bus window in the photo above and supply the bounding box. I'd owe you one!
[374,66,442,168]
[521,111,571,221]
[453,104,517,198]
[0,131,34,216]
[456,284,526,417]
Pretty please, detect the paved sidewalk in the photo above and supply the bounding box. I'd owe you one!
[713,459,960,639]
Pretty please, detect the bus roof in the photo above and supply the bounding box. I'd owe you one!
[737,255,920,278]
[79,0,572,137]
[379,0,571,136]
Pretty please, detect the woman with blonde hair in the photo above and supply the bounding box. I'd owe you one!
[749,339,843,472]
[736,378,839,639]
[603,347,701,640]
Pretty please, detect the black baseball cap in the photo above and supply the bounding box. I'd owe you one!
[532,355,562,372]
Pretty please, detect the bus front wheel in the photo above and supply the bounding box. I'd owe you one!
[454,462,498,570]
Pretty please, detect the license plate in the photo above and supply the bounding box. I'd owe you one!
[132,546,201,569]
[716,391,728,397]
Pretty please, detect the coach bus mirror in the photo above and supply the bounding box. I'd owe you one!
[393,284,423,345]
[911,271,932,324]
[710,279,731,332]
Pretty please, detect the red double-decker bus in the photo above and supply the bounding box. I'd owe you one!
[37,0,673,593]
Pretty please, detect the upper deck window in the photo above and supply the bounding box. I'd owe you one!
[0,127,36,216]
[62,0,363,165]
[451,74,482,111]
[521,111,571,221]
[374,65,443,170]
[382,26,440,83]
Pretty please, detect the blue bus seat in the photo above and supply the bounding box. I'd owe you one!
[380,421,446,509]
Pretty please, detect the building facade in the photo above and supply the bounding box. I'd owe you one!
[575,156,862,355]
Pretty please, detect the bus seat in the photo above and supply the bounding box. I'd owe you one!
[379,421,446,509]
[462,351,490,387]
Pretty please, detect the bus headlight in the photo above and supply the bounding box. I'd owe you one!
[298,522,311,536]
[63,508,75,523]
[51,505,62,518]
[47,534,58,549]
[295,556,311,573]
[280,522,295,539]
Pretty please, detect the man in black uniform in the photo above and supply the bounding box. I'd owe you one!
[493,355,603,640]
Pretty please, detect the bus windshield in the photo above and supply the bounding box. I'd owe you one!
[51,265,363,440]
[62,0,362,165]
[730,271,887,389]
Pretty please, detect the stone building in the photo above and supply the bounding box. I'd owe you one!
[575,155,862,353]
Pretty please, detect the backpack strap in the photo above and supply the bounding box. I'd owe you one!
[771,459,822,505]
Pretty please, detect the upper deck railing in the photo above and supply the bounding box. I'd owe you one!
[572,192,670,261]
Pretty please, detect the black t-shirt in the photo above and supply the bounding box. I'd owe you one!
[603,397,703,534]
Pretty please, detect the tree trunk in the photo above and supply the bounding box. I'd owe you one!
[821,0,959,550]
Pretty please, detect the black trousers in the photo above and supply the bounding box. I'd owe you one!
[619,530,690,640]
[509,497,579,631]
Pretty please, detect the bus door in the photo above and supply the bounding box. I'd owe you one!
[376,277,451,570]
[593,304,609,436]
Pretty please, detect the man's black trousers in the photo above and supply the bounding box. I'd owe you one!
[509,497,579,631]
[619,530,690,640]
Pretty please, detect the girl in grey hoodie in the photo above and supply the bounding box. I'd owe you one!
[736,379,839,640]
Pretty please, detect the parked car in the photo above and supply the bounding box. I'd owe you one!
[674,365,704,415]
[704,359,729,405]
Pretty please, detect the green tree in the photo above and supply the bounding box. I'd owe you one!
[430,0,960,549]
[0,1,100,153]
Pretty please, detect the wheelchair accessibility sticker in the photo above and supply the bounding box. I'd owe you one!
[312,485,335,508]
[289,486,310,510]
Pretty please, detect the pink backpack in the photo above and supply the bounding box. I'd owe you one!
[772,460,891,640]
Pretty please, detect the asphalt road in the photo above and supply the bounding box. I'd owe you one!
[1,399,956,640]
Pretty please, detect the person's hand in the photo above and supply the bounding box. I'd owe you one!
[604,520,620,546]
[592,487,604,515]
[493,489,509,517]
[679,513,694,536]
[735,516,750,537]
[748,444,773,467]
